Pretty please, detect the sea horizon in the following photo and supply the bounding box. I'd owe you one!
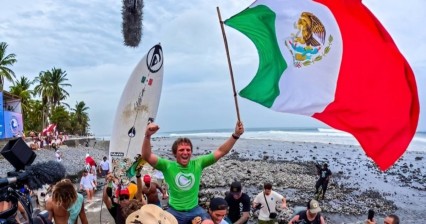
[95,127,426,153]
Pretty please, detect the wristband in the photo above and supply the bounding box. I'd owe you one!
[136,174,141,178]
[232,134,240,140]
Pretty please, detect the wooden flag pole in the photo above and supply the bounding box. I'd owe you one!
[216,6,241,122]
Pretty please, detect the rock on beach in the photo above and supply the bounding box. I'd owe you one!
[1,137,425,223]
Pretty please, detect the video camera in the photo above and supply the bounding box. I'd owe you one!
[252,203,263,212]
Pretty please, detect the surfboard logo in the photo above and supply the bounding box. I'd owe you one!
[146,45,163,73]
[128,126,136,138]
[175,172,195,190]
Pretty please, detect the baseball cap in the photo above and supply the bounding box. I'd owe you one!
[209,198,228,211]
[126,204,178,224]
[308,199,321,214]
[143,175,151,183]
[120,188,130,196]
[230,181,242,195]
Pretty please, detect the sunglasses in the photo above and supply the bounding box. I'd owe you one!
[119,195,129,200]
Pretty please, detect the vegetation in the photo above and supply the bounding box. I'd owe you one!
[0,42,17,91]
[2,41,91,135]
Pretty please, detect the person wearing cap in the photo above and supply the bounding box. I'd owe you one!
[225,181,250,224]
[288,199,325,224]
[206,198,232,224]
[141,174,168,206]
[103,172,147,223]
[253,183,287,224]
[142,121,244,224]
[314,163,332,200]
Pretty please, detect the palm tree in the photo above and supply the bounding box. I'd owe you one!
[25,99,44,132]
[0,42,17,91]
[50,68,71,108]
[33,71,53,129]
[9,76,34,124]
[33,71,52,107]
[72,101,90,135]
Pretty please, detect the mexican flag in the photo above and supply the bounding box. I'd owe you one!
[224,0,419,171]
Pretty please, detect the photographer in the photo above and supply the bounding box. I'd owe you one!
[288,199,325,224]
[253,183,287,224]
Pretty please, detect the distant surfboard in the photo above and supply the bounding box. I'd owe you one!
[109,44,163,185]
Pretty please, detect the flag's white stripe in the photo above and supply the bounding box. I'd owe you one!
[254,0,343,115]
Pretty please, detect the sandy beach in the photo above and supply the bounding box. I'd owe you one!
[1,136,425,223]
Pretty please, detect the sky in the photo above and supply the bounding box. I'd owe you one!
[0,0,425,136]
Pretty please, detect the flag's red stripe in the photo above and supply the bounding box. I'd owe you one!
[312,0,419,170]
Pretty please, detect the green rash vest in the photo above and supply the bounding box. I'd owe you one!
[155,153,216,210]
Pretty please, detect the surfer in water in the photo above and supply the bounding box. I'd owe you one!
[142,121,244,224]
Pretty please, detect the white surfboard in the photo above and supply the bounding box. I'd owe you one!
[109,44,163,185]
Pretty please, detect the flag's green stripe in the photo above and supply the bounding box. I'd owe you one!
[225,5,287,108]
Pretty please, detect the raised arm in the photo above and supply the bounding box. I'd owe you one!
[213,121,244,160]
[142,123,160,166]
[135,173,147,205]
[102,185,113,209]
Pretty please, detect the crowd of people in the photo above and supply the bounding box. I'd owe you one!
[0,121,402,224]
[27,131,67,151]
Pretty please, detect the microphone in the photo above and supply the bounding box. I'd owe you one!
[122,0,143,47]
[0,161,66,190]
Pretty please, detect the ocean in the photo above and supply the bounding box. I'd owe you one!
[97,128,426,152]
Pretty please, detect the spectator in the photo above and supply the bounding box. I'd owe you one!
[141,174,167,207]
[314,163,332,200]
[206,198,232,224]
[225,181,250,224]
[79,170,95,202]
[366,214,400,224]
[253,183,287,224]
[99,156,110,177]
[46,179,88,224]
[288,199,325,224]
[55,148,63,162]
[103,172,147,223]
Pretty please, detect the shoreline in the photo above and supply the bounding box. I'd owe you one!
[1,137,424,223]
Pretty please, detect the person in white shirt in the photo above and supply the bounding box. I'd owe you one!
[79,170,95,202]
[98,156,110,177]
[55,148,62,162]
[253,183,287,224]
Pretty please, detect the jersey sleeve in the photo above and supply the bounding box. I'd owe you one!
[155,157,170,171]
[197,153,216,169]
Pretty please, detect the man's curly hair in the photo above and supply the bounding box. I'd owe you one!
[51,179,77,208]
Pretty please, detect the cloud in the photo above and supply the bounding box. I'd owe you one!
[1,0,425,135]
